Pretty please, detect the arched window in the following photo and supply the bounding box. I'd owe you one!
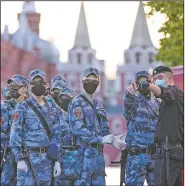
[88,53,93,64]
[135,52,141,64]
[149,52,154,63]
[125,52,130,64]
[77,53,82,64]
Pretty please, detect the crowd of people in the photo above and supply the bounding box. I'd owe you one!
[0,65,184,186]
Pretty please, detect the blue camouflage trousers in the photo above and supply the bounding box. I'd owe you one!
[1,151,16,186]
[55,149,84,186]
[126,153,155,186]
[17,152,52,186]
[75,148,106,186]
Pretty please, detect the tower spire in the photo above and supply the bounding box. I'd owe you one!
[22,1,36,13]
[74,1,91,48]
[2,25,10,41]
[129,1,153,48]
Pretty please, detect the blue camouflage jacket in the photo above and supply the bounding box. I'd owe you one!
[123,91,160,148]
[1,99,17,148]
[10,97,61,161]
[68,92,110,145]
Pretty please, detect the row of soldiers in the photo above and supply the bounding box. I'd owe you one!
[1,67,124,186]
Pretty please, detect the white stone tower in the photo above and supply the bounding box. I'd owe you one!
[116,1,162,104]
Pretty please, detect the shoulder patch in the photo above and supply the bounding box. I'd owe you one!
[1,117,5,126]
[74,107,83,119]
[12,113,19,121]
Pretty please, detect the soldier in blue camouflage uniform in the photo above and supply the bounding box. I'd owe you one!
[1,75,29,186]
[10,69,61,186]
[69,67,123,186]
[123,71,160,186]
[50,79,76,186]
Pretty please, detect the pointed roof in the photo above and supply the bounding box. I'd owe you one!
[22,1,36,13]
[2,25,10,41]
[129,1,154,48]
[74,1,91,48]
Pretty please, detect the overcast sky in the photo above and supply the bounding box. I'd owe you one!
[1,1,166,79]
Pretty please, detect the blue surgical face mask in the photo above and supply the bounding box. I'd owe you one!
[155,79,166,87]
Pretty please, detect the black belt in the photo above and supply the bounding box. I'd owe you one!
[28,147,47,153]
[127,147,155,156]
[86,143,104,149]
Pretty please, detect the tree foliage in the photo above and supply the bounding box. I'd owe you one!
[144,1,184,66]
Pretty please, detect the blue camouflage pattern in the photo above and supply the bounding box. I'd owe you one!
[51,76,67,86]
[135,70,149,81]
[60,86,76,98]
[2,87,10,98]
[126,153,155,186]
[10,97,61,186]
[7,74,29,88]
[82,67,99,79]
[50,80,76,186]
[1,99,17,186]
[123,91,160,186]
[29,69,46,82]
[68,92,110,186]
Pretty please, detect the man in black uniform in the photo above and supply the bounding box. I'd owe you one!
[138,66,184,186]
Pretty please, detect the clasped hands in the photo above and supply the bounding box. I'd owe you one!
[102,134,126,149]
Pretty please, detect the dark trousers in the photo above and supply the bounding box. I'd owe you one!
[154,147,184,186]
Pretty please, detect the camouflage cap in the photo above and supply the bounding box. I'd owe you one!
[29,69,46,82]
[2,87,10,97]
[51,76,67,86]
[7,74,29,87]
[82,67,99,79]
[135,71,149,81]
[51,81,67,91]
[59,86,76,98]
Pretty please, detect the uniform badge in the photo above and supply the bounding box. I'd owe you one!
[12,113,19,121]
[74,107,83,119]
[1,117,5,126]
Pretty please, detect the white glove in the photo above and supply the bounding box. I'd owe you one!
[102,134,114,144]
[112,134,126,149]
[17,160,28,173]
[53,161,61,177]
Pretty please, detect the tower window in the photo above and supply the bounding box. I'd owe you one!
[149,52,154,63]
[88,53,93,64]
[135,52,141,64]
[77,53,82,64]
[125,53,130,64]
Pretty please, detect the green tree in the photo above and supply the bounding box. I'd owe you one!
[144,1,184,66]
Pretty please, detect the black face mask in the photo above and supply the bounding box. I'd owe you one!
[60,99,70,112]
[4,96,12,100]
[138,88,151,96]
[31,84,46,96]
[83,83,98,95]
[9,89,21,99]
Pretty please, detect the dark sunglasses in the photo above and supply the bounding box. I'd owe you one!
[82,79,99,84]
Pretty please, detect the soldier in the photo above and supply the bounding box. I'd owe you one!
[2,87,11,101]
[50,80,76,186]
[1,75,29,186]
[139,66,184,186]
[123,71,160,186]
[68,67,123,186]
[10,69,61,186]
